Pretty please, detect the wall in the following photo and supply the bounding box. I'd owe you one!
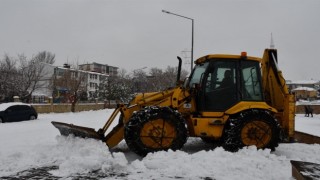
[33,103,116,113]
[33,103,317,114]
[296,105,319,114]
[294,90,317,100]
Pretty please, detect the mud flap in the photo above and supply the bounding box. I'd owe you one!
[52,121,103,140]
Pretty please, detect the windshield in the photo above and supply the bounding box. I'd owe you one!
[187,62,209,88]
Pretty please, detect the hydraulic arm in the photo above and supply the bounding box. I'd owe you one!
[52,86,189,148]
[261,49,295,140]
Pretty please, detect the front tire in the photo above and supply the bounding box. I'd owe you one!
[30,115,37,120]
[222,110,280,152]
[124,106,188,156]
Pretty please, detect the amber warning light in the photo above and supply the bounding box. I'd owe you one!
[241,52,247,57]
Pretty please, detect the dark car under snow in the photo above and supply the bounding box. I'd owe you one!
[0,102,38,123]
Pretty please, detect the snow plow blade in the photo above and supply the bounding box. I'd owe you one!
[51,121,103,140]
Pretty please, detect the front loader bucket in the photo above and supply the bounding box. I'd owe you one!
[52,121,103,140]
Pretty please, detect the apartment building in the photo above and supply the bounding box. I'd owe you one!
[31,62,118,103]
[78,62,118,76]
[54,64,111,100]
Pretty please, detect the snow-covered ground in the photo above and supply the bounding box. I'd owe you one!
[0,109,320,179]
[295,114,320,137]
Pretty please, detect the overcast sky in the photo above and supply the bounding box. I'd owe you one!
[1,0,319,80]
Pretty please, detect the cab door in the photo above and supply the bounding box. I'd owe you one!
[198,60,239,112]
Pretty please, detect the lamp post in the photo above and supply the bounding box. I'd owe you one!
[162,10,194,72]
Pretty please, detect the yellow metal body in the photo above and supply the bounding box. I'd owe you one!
[183,101,276,139]
[261,49,295,139]
[103,88,188,148]
[102,49,295,148]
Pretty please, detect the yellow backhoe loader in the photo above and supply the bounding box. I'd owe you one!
[52,48,295,156]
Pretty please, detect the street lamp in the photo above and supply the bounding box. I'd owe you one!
[162,10,194,72]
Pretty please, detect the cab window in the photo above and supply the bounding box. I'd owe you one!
[202,60,237,111]
[241,61,263,101]
[188,62,209,87]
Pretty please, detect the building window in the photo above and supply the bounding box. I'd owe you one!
[90,82,98,89]
[90,74,98,80]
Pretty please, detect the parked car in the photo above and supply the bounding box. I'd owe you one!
[0,102,38,123]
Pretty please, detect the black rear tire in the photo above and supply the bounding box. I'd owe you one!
[124,106,188,156]
[222,110,280,152]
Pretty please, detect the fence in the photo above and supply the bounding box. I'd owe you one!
[31,102,318,114]
[296,105,319,114]
[32,102,117,113]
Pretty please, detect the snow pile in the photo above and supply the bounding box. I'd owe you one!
[0,109,320,179]
[128,147,289,180]
[50,136,129,177]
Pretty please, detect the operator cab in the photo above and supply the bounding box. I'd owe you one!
[187,55,263,112]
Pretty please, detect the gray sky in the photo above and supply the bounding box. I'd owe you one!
[1,0,319,81]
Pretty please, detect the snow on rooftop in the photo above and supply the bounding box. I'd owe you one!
[32,90,52,97]
[292,87,317,91]
[296,100,320,105]
[287,80,319,84]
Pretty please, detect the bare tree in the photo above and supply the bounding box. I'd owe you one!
[148,67,164,91]
[132,68,148,93]
[147,66,189,92]
[98,68,133,103]
[98,66,187,104]
[0,54,19,102]
[18,51,55,101]
[52,64,87,112]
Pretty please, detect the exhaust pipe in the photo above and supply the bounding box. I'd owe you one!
[176,56,182,85]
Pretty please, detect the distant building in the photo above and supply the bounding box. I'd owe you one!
[32,62,119,103]
[286,80,320,100]
[78,62,118,76]
[286,80,320,91]
[291,87,318,100]
[54,64,109,101]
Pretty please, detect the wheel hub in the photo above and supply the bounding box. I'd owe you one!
[148,126,166,143]
[247,128,259,139]
[140,118,176,149]
[241,120,272,148]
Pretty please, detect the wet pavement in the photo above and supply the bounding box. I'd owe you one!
[0,166,129,180]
